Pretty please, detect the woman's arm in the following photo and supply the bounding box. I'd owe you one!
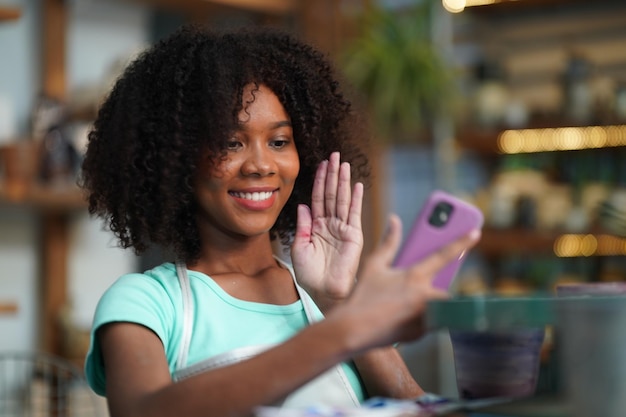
[100,304,356,417]
[353,347,424,399]
[100,216,479,417]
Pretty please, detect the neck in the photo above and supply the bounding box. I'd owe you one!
[188,232,283,276]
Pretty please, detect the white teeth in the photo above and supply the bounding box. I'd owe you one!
[232,191,273,201]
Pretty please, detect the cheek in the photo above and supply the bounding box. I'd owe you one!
[199,157,234,185]
[282,158,300,185]
[194,173,223,200]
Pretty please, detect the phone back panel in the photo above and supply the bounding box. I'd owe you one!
[393,190,484,290]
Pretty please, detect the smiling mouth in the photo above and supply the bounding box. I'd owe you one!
[230,191,274,201]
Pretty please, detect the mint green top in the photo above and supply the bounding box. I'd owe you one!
[84,262,365,401]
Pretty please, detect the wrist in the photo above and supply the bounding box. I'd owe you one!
[320,305,374,356]
[310,294,346,315]
[302,284,352,315]
[295,312,359,366]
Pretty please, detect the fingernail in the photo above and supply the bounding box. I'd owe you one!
[468,229,481,240]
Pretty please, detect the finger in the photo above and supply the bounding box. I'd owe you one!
[409,229,481,278]
[347,182,363,229]
[293,204,313,246]
[311,160,328,219]
[336,162,352,221]
[374,214,403,266]
[324,152,340,217]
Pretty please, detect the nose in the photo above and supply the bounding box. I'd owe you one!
[240,144,276,177]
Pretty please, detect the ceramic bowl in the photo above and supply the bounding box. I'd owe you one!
[450,327,545,399]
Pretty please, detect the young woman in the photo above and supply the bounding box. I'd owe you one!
[80,24,479,417]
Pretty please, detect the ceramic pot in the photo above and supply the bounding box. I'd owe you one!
[450,328,545,399]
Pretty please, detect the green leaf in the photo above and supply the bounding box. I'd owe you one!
[339,1,458,143]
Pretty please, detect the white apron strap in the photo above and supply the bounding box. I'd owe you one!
[173,260,360,407]
[174,344,275,381]
[275,257,360,407]
[175,261,194,371]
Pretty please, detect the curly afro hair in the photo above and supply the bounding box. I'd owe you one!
[80,24,370,264]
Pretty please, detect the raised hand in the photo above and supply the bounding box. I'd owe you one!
[291,152,364,312]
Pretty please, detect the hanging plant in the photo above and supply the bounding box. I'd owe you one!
[340,1,457,143]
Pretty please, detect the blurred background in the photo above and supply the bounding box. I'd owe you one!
[1,0,626,405]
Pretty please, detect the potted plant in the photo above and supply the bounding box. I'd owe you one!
[339,0,457,143]
[338,1,459,247]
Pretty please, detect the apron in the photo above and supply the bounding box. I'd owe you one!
[171,261,361,408]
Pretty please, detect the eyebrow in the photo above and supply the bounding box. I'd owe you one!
[272,120,292,129]
[236,120,292,130]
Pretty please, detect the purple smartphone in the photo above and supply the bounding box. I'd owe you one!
[393,190,484,290]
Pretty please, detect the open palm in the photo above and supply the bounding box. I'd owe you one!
[291,152,364,312]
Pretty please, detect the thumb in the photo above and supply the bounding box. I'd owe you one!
[375,214,403,266]
[292,204,313,248]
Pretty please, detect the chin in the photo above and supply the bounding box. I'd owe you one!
[238,225,274,237]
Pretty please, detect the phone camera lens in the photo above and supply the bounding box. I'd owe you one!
[429,202,454,227]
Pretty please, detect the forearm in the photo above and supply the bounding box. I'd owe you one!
[162,333,347,416]
[104,316,358,417]
[353,346,424,399]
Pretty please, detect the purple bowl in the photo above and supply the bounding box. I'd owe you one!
[450,328,545,399]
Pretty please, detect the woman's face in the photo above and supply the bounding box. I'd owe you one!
[195,84,300,240]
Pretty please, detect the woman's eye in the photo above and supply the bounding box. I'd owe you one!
[226,140,243,151]
[271,138,290,149]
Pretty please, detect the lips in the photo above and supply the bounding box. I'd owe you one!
[229,191,274,201]
[229,189,278,210]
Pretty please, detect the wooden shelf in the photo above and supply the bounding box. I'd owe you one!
[465,0,594,16]
[0,6,21,21]
[0,301,18,315]
[127,0,295,15]
[477,228,559,256]
[0,180,87,355]
[477,227,626,257]
[0,183,87,212]
[456,128,502,154]
[456,121,626,155]
[67,104,98,122]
